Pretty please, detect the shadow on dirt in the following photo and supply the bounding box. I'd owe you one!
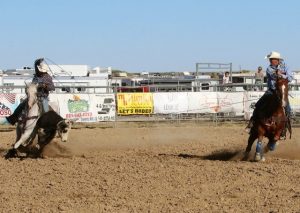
[159,150,242,161]
[0,129,14,132]
[199,150,241,161]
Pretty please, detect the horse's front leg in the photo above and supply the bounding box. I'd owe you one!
[14,124,36,149]
[254,134,265,162]
[264,136,277,153]
[243,131,257,161]
[14,131,32,149]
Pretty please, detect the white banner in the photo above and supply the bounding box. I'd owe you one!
[217,92,244,115]
[188,92,244,114]
[243,91,264,120]
[54,94,115,122]
[289,91,300,113]
[188,92,218,113]
[0,94,19,117]
[243,91,300,119]
[93,94,116,121]
[153,92,188,114]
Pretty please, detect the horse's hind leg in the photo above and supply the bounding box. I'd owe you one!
[243,132,257,160]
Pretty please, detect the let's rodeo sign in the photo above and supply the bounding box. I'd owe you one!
[117,93,153,115]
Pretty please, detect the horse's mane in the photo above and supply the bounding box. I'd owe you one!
[257,92,281,119]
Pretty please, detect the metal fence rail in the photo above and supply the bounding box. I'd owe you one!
[1,83,300,94]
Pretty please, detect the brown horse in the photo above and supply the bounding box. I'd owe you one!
[244,76,292,161]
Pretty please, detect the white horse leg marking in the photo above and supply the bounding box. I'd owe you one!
[14,128,34,149]
[281,85,286,107]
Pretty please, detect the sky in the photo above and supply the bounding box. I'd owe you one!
[1,0,299,72]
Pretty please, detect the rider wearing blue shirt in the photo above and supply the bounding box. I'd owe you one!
[246,51,294,135]
[266,62,293,90]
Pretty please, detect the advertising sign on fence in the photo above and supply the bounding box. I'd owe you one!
[57,94,116,122]
[117,93,153,115]
[243,91,264,120]
[217,92,244,115]
[57,94,97,122]
[1,90,299,122]
[290,91,300,113]
[154,92,188,114]
[93,94,116,121]
[0,93,18,117]
[188,92,218,114]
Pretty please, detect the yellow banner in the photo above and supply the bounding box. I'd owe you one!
[117,93,153,114]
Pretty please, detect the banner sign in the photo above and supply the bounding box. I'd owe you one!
[154,92,188,114]
[243,91,264,120]
[56,94,94,122]
[56,94,116,122]
[188,92,218,114]
[117,93,153,114]
[217,92,244,115]
[0,93,18,117]
[93,94,116,121]
[1,90,299,121]
[243,91,300,119]
[289,91,300,113]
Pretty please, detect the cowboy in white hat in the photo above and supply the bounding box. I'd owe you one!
[0,58,54,125]
[246,51,294,137]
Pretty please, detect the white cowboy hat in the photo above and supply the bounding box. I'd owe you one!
[265,51,283,60]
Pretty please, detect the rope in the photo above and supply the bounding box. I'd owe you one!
[44,58,81,96]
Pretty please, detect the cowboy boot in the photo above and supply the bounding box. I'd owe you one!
[5,101,27,125]
[6,115,18,125]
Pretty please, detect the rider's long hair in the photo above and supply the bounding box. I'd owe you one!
[34,58,45,77]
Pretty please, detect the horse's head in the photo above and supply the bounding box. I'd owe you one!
[276,76,289,108]
[26,83,38,109]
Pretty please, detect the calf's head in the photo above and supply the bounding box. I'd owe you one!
[56,119,72,142]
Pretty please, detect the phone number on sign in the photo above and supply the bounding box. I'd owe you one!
[66,112,93,119]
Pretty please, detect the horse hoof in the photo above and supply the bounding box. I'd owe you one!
[14,143,20,149]
[242,152,250,161]
[4,149,18,159]
[254,153,265,162]
[254,153,261,161]
[268,143,276,151]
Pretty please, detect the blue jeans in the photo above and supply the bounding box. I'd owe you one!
[42,97,49,113]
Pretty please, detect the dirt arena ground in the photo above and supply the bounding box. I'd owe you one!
[0,122,300,213]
